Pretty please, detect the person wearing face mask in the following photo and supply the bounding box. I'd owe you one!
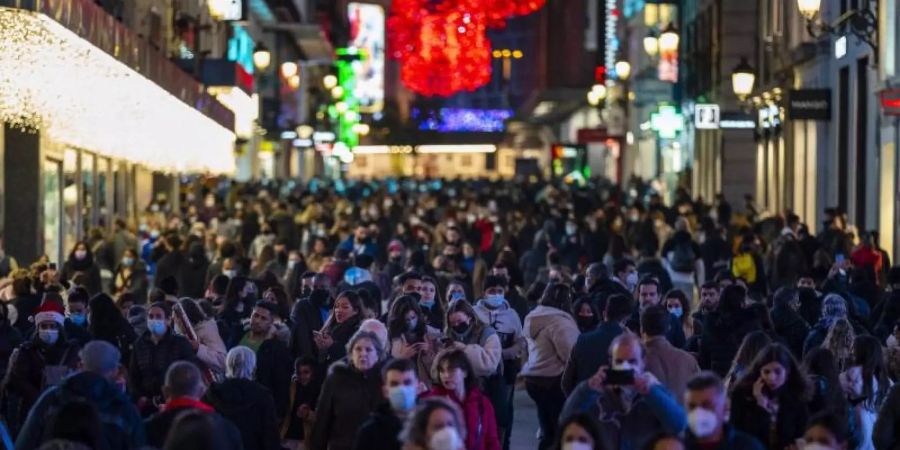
[399,397,467,450]
[353,358,421,450]
[2,300,80,433]
[802,412,850,450]
[63,287,92,346]
[290,274,333,360]
[682,372,764,450]
[178,242,211,300]
[729,344,811,450]
[583,263,631,316]
[61,241,102,296]
[388,296,441,387]
[769,287,810,357]
[111,248,148,301]
[128,302,197,415]
[560,333,687,450]
[626,278,687,349]
[521,283,580,450]
[442,300,502,378]
[665,290,698,343]
[562,294,634,395]
[555,413,602,450]
[473,276,524,450]
[311,331,386,450]
[572,298,600,333]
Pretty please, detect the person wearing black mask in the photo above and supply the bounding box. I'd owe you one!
[290,273,333,360]
[572,298,600,333]
[60,241,102,296]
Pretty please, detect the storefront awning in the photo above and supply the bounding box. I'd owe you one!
[0,6,236,174]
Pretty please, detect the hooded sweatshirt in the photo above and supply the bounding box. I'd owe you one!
[473,299,525,361]
[521,305,580,378]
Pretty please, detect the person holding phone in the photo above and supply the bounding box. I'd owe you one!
[729,343,810,450]
[560,333,686,450]
[387,295,440,387]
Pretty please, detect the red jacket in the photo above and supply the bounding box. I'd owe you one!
[423,385,500,450]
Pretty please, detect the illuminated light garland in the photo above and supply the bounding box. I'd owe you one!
[0,8,236,174]
[388,0,545,97]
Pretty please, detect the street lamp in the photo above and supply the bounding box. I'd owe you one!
[330,86,345,99]
[287,74,301,89]
[731,57,756,100]
[659,23,679,55]
[253,42,271,70]
[615,60,632,81]
[587,84,607,106]
[280,61,298,79]
[323,74,338,89]
[643,32,659,57]
[796,0,821,20]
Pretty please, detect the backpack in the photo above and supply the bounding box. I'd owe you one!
[731,253,757,284]
[669,241,696,273]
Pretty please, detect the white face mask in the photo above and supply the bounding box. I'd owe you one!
[562,442,593,450]
[687,407,719,438]
[612,361,635,371]
[888,334,899,348]
[625,272,639,290]
[429,427,463,450]
[802,443,836,450]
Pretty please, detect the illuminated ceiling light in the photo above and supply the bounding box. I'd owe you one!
[0,9,235,173]
[416,144,496,154]
[512,50,523,59]
[591,84,608,99]
[280,61,298,79]
[796,0,821,20]
[323,74,338,89]
[207,86,258,139]
[253,42,271,70]
[658,23,679,55]
[643,32,659,57]
[615,60,631,80]
[731,57,756,100]
[295,124,314,139]
[501,49,512,58]
[287,74,301,89]
[587,90,602,106]
[335,101,349,113]
[492,49,502,58]
[330,86,345,99]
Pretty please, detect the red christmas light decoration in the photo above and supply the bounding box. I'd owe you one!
[388,0,546,97]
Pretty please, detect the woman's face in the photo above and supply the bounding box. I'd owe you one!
[76,243,87,253]
[803,424,843,450]
[421,282,436,302]
[439,362,466,391]
[334,297,358,323]
[447,285,465,300]
[448,312,470,330]
[313,240,326,253]
[761,361,788,391]
[351,338,378,371]
[561,422,594,448]
[425,409,458,444]
[577,303,594,318]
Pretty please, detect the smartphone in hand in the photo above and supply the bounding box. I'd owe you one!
[605,369,635,386]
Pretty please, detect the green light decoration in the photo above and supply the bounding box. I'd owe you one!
[334,47,366,149]
[650,104,683,139]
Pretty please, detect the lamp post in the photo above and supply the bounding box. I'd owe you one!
[643,31,659,58]
[615,60,632,81]
[795,0,878,56]
[587,84,607,106]
[731,57,756,100]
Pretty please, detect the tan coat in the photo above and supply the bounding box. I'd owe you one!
[643,336,700,404]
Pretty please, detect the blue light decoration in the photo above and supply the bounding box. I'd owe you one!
[413,108,513,132]
[623,0,645,18]
[227,25,255,75]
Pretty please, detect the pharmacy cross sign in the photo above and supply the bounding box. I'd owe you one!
[651,105,683,139]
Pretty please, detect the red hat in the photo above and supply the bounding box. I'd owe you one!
[33,301,65,326]
[388,240,405,253]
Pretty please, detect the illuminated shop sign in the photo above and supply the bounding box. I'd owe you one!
[413,108,513,132]
[348,3,385,112]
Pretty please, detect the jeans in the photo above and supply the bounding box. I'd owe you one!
[525,376,566,450]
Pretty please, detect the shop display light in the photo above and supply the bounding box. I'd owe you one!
[615,60,631,80]
[331,86,345,99]
[323,74,338,89]
[643,32,659,57]
[796,0,821,19]
[0,9,235,173]
[287,74,301,89]
[207,0,230,20]
[253,42,271,70]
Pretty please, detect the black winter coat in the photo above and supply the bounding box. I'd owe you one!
[2,337,80,430]
[246,334,292,419]
[730,384,808,450]
[699,310,760,376]
[290,298,327,360]
[311,360,384,450]
[770,305,810,357]
[203,378,281,450]
[128,330,196,400]
[144,405,243,449]
[353,402,404,450]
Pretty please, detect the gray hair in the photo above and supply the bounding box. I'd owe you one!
[80,340,121,375]
[358,319,389,350]
[225,346,257,380]
[346,330,386,363]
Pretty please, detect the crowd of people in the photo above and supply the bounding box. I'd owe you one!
[0,177,897,450]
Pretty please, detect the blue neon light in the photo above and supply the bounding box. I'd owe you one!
[413,108,513,132]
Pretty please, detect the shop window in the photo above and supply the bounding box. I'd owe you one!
[63,149,78,254]
[461,155,473,167]
[97,157,110,228]
[82,152,95,235]
[43,160,62,265]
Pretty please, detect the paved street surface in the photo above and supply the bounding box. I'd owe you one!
[510,387,539,450]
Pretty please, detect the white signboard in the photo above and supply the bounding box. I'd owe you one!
[694,104,720,129]
[348,3,385,113]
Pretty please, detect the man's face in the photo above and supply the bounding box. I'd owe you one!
[68,301,87,316]
[685,386,727,425]
[797,277,816,290]
[354,227,369,242]
[297,365,314,385]
[617,265,636,284]
[638,284,660,310]
[610,341,645,374]
[403,279,422,294]
[312,275,331,291]
[250,307,273,334]
[700,288,719,311]
[383,369,418,399]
